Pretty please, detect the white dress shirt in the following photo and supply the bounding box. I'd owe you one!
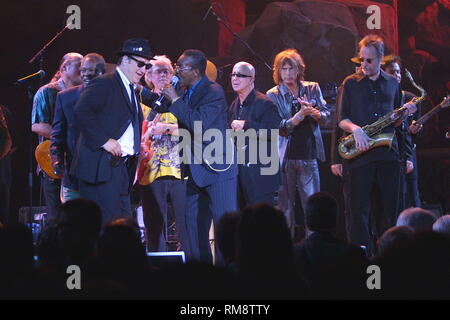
[116,67,138,156]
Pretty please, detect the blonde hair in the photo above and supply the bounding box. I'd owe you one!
[272,49,305,85]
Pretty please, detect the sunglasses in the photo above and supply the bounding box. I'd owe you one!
[128,56,152,70]
[358,57,374,64]
[230,73,252,78]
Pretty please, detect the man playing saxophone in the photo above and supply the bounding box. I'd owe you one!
[336,35,416,255]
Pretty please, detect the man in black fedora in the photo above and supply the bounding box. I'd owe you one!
[72,38,158,224]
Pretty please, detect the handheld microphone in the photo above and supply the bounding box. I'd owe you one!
[155,75,180,107]
[15,70,45,85]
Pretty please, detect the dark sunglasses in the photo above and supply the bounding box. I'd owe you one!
[230,73,252,78]
[358,57,374,64]
[128,56,152,70]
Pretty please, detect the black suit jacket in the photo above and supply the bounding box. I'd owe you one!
[51,85,83,188]
[152,76,237,188]
[71,71,154,184]
[228,89,281,195]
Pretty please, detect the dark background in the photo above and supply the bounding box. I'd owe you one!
[0,0,448,231]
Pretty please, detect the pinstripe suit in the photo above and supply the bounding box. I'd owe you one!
[156,76,238,264]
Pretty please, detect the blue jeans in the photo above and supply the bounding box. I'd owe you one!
[279,159,320,238]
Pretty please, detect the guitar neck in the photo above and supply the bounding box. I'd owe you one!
[416,103,442,125]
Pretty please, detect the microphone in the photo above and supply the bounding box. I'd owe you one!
[155,76,180,107]
[15,70,45,85]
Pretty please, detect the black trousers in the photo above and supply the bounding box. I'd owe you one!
[140,177,188,253]
[41,173,61,226]
[347,160,403,250]
[238,175,276,208]
[185,176,237,266]
[79,157,135,225]
[405,150,421,208]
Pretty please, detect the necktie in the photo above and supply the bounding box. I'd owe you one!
[183,88,190,104]
[129,84,141,155]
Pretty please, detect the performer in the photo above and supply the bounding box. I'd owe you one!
[267,49,330,239]
[382,55,421,208]
[159,49,237,265]
[50,53,106,202]
[228,61,281,207]
[337,35,416,253]
[137,55,189,253]
[31,52,83,225]
[72,38,156,224]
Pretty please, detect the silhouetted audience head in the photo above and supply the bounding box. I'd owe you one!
[235,204,306,298]
[98,219,148,273]
[433,215,450,238]
[36,223,63,267]
[107,217,141,237]
[396,207,438,232]
[216,211,241,268]
[377,225,415,255]
[236,204,293,275]
[375,232,450,299]
[305,192,338,232]
[57,198,102,261]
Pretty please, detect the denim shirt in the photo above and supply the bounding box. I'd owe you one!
[266,82,330,163]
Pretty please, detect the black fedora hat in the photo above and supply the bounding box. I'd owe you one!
[117,38,153,60]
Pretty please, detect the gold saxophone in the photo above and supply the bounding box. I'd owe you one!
[338,69,426,159]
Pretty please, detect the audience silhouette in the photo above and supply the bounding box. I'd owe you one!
[0,196,449,299]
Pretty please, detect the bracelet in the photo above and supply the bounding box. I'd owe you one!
[294,114,304,122]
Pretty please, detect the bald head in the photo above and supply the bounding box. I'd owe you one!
[231,62,255,99]
[60,52,83,70]
[233,62,255,78]
[60,52,83,87]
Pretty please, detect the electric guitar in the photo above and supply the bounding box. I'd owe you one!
[35,140,62,180]
[412,95,449,128]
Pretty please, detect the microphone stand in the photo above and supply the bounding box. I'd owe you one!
[26,24,69,231]
[209,3,272,71]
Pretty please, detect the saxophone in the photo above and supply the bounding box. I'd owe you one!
[338,69,426,160]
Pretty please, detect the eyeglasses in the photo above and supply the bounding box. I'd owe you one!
[128,56,152,70]
[358,57,374,64]
[230,73,252,78]
[175,64,192,72]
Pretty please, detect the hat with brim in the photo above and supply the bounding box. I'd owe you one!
[117,38,154,60]
[350,56,360,64]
